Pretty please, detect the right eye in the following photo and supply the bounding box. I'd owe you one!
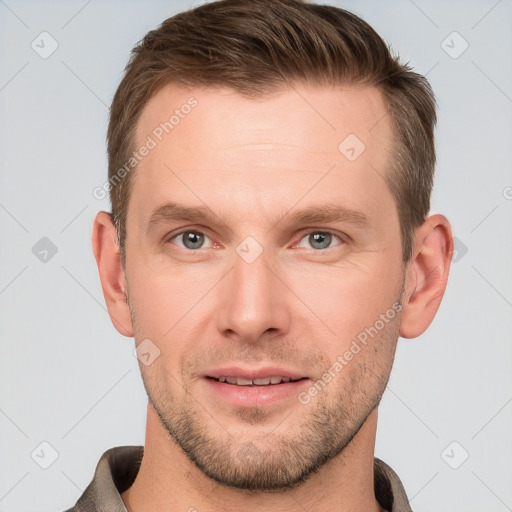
[168,230,213,250]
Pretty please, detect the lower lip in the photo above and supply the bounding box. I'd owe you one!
[203,377,309,408]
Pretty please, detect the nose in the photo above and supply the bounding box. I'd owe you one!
[215,246,291,343]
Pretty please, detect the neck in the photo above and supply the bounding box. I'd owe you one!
[122,405,385,512]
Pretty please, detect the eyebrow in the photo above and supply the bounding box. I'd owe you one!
[283,203,369,229]
[147,201,370,232]
[149,203,215,226]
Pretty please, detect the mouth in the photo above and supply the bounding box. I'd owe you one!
[206,375,307,386]
[202,367,310,408]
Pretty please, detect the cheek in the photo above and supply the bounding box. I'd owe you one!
[291,261,402,346]
[139,358,180,412]
[126,259,212,335]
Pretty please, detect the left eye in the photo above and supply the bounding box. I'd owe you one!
[296,231,343,250]
[170,230,212,250]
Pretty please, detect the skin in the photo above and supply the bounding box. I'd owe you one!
[93,83,453,512]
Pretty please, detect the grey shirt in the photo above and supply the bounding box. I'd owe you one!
[64,445,413,512]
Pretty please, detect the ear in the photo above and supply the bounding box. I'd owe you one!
[400,214,453,339]
[92,211,134,337]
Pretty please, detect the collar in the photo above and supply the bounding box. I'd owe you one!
[67,445,412,512]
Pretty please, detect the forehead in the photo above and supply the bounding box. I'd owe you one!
[135,84,392,167]
[130,83,395,228]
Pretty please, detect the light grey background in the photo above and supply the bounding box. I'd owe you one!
[1,1,511,511]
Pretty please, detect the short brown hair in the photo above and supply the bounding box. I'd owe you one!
[107,0,436,263]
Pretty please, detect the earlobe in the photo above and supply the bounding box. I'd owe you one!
[399,214,454,339]
[92,211,134,337]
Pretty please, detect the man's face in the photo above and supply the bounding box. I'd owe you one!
[124,84,405,490]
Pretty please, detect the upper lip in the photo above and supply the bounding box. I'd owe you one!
[204,366,307,381]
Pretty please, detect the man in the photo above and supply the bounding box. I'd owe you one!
[66,0,453,510]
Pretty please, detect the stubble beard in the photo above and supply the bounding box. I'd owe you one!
[130,280,405,492]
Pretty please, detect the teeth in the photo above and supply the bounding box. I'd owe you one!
[236,377,253,386]
[253,377,271,385]
[217,376,296,386]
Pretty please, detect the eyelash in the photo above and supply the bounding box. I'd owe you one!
[166,228,346,252]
